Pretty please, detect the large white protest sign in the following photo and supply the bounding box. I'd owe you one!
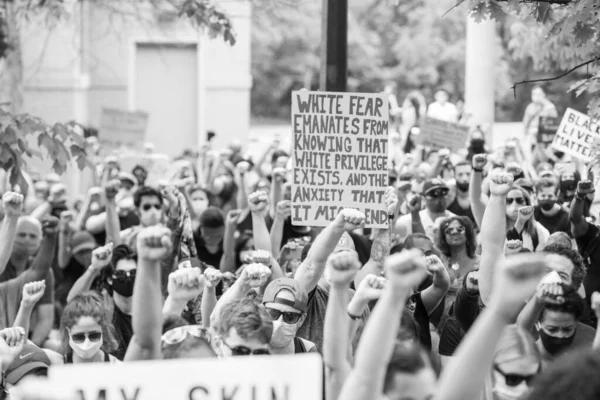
[49,354,323,400]
[291,90,389,229]
[552,108,600,162]
[415,117,469,152]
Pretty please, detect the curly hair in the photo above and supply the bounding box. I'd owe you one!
[59,291,119,356]
[543,243,586,290]
[133,186,163,208]
[539,285,584,322]
[436,216,477,259]
[217,296,273,344]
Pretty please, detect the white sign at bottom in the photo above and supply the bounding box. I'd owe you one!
[49,354,323,400]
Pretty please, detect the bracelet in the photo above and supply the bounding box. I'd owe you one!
[472,167,483,173]
[387,213,395,222]
[347,309,362,321]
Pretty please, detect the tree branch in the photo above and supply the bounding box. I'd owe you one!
[511,56,600,98]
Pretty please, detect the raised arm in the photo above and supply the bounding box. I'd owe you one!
[220,209,241,274]
[235,163,250,212]
[435,254,545,400]
[479,171,513,306]
[67,243,112,303]
[338,250,427,400]
[201,268,223,329]
[517,281,563,332]
[571,180,594,238]
[0,192,23,275]
[126,226,172,362]
[12,281,45,336]
[248,191,272,252]
[420,255,451,315]
[294,209,365,294]
[104,180,122,246]
[469,154,488,228]
[57,211,75,269]
[162,268,204,320]
[24,217,58,283]
[270,201,290,259]
[76,187,102,232]
[269,168,286,219]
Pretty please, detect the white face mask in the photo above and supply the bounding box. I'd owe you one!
[69,337,103,360]
[492,371,529,400]
[270,320,297,348]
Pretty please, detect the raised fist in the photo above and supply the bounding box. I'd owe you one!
[204,267,223,289]
[356,274,387,301]
[272,167,287,182]
[577,180,595,200]
[425,255,446,275]
[168,267,204,302]
[517,206,534,222]
[88,186,103,198]
[384,249,428,291]
[407,194,422,213]
[90,243,113,272]
[506,162,523,178]
[465,270,479,294]
[161,185,180,210]
[59,210,75,231]
[0,327,26,365]
[173,177,194,191]
[41,216,59,237]
[438,148,451,159]
[237,161,251,175]
[248,191,269,213]
[536,281,564,305]
[22,281,46,306]
[334,208,366,232]
[472,154,487,171]
[240,263,271,289]
[137,226,172,261]
[104,179,120,200]
[489,171,514,197]
[2,192,23,217]
[326,251,361,286]
[225,209,241,226]
[505,239,523,256]
[384,187,399,217]
[250,250,272,267]
[276,200,292,220]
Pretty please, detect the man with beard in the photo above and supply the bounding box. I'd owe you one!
[396,178,456,241]
[534,179,570,235]
[446,161,476,225]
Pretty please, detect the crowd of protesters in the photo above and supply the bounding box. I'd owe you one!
[0,85,599,400]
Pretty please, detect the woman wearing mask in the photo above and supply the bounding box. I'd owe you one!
[504,185,549,251]
[59,292,120,363]
[187,185,210,230]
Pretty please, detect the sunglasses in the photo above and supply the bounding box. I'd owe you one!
[445,226,466,235]
[265,308,302,324]
[506,197,526,205]
[112,270,136,280]
[70,331,102,344]
[426,190,448,199]
[162,325,209,346]
[494,365,536,387]
[142,204,162,211]
[222,340,270,356]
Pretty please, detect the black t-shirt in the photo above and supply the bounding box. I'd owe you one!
[576,224,600,299]
[112,304,133,361]
[54,258,86,305]
[407,292,431,351]
[438,316,463,356]
[193,235,224,269]
[534,206,571,236]
[92,212,140,246]
[447,198,476,226]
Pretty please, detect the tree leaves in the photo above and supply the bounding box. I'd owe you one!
[180,0,236,46]
[573,21,596,47]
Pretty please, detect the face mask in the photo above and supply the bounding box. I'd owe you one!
[538,327,575,355]
[456,181,470,192]
[470,139,485,150]
[111,276,135,297]
[192,199,209,216]
[538,200,556,211]
[69,337,103,360]
[270,320,297,348]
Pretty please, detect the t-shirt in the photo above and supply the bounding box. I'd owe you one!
[438,316,463,356]
[407,292,431,351]
[427,102,459,122]
[396,209,456,242]
[534,206,571,236]
[575,224,600,299]
[54,258,86,306]
[447,198,476,226]
[0,273,28,329]
[0,259,54,306]
[193,235,224,269]
[112,304,133,361]
[92,212,140,246]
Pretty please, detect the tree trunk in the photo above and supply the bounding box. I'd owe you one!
[0,2,23,113]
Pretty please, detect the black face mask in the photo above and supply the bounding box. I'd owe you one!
[111,276,135,297]
[538,328,575,355]
[470,139,485,152]
[538,200,556,211]
[456,181,470,192]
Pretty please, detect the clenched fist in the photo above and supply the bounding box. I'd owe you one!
[104,180,120,201]
[577,180,595,201]
[90,243,113,272]
[137,226,172,261]
[22,281,46,306]
[3,191,23,218]
[204,267,223,289]
[276,200,292,220]
[489,171,514,197]
[505,240,523,256]
[384,249,428,292]
[168,267,204,302]
[326,251,361,286]
[249,191,269,213]
[0,327,26,366]
[472,154,487,171]
[517,206,534,222]
[334,209,366,232]
[251,250,272,267]
[356,274,387,301]
[41,216,59,237]
[240,263,271,289]
[425,255,446,275]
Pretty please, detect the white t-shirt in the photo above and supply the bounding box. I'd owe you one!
[427,102,459,122]
[396,209,457,242]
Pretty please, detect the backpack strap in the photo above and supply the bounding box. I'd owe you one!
[293,337,307,354]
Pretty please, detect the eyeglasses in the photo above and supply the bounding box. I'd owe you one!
[445,226,466,235]
[112,270,136,280]
[265,308,302,324]
[222,340,270,356]
[162,325,209,346]
[425,190,448,199]
[142,204,162,211]
[506,197,526,205]
[494,365,537,387]
[70,331,102,344]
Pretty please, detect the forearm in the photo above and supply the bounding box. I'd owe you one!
[30,306,53,346]
[132,259,162,356]
[12,302,35,335]
[30,202,51,221]
[182,190,198,221]
[469,171,485,227]
[251,212,271,252]
[74,196,93,231]
[270,217,285,258]
[105,200,122,246]
[201,287,217,329]
[28,236,57,281]
[162,296,188,317]
[0,215,18,275]
[220,224,237,273]
[325,285,352,400]
[236,175,249,211]
[479,195,507,305]
[594,318,600,349]
[355,227,390,287]
[270,180,283,219]
[67,269,99,303]
[454,287,481,331]
[57,231,72,269]
[410,211,425,235]
[516,297,544,332]
[85,213,106,234]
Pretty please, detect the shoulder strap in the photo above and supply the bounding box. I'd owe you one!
[293,337,307,353]
[104,351,111,362]
[65,353,72,364]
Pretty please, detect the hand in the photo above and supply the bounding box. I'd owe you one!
[3,191,23,217]
[536,281,565,305]
[465,270,479,294]
[425,255,446,275]
[41,216,59,237]
[384,186,399,217]
[251,250,272,267]
[333,208,366,232]
[517,206,534,222]
[279,241,303,262]
[326,251,361,286]
[272,167,287,183]
[505,239,523,255]
[104,180,120,201]
[161,186,180,214]
[248,191,269,213]
[489,253,547,321]
[88,186,103,199]
[591,292,600,320]
[489,171,514,197]
[407,194,422,213]
[90,243,113,272]
[240,263,271,288]
[225,209,241,226]
[577,180,595,200]
[48,183,67,205]
[204,267,223,289]
[22,281,46,306]
[356,274,387,301]
[237,161,251,175]
[137,226,173,261]
[276,200,292,220]
[59,210,75,232]
[438,148,451,159]
[506,162,523,178]
[384,249,428,292]
[472,154,487,170]
[0,327,26,366]
[173,177,194,191]
[167,268,204,302]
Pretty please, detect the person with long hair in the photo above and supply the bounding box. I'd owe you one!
[59,292,119,364]
[504,185,550,252]
[399,92,427,154]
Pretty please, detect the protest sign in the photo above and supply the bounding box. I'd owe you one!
[414,117,469,152]
[49,354,323,400]
[552,108,600,162]
[118,152,172,187]
[538,116,560,144]
[100,108,149,150]
[291,90,389,229]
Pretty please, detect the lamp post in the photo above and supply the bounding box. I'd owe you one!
[320,0,347,92]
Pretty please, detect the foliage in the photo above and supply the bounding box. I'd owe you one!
[180,0,236,45]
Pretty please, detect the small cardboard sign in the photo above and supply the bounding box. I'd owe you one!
[538,116,560,144]
[414,117,469,152]
[48,354,323,400]
[552,108,600,162]
[100,108,149,150]
[291,90,389,229]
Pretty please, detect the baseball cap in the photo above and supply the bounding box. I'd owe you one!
[5,344,50,385]
[71,231,97,254]
[334,232,356,253]
[422,178,449,196]
[118,172,138,186]
[262,278,308,312]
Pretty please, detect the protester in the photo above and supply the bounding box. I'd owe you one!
[427,88,459,122]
